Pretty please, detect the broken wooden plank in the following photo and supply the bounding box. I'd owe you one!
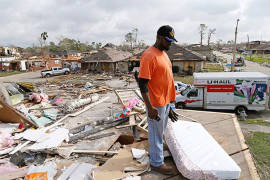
[0,99,37,127]
[116,124,137,129]
[69,118,128,142]
[82,132,115,141]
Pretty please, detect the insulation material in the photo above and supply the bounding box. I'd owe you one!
[164,120,241,180]
[0,130,14,149]
[63,93,99,113]
[0,159,19,173]
[29,93,49,103]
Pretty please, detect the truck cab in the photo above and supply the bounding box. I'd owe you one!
[176,86,204,109]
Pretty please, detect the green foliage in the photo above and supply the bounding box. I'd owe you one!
[0,71,24,77]
[247,54,270,63]
[174,76,194,84]
[241,119,270,126]
[204,63,224,72]
[245,132,270,180]
[41,32,48,41]
[23,36,103,55]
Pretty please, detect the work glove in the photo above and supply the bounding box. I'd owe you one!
[169,107,179,122]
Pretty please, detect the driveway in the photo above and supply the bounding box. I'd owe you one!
[0,71,47,83]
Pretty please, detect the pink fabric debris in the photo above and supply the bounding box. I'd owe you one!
[53,97,63,106]
[123,98,142,109]
[0,130,14,149]
[0,159,19,173]
[29,93,49,103]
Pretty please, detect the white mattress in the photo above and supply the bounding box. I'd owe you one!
[165,120,241,180]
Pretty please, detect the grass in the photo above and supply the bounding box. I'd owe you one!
[241,119,270,127]
[203,63,224,72]
[245,132,270,180]
[246,54,270,63]
[174,75,194,84]
[0,71,24,77]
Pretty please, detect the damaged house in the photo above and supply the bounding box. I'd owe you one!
[250,43,270,54]
[167,43,206,74]
[123,50,145,73]
[124,44,205,75]
[187,44,213,61]
[81,46,132,73]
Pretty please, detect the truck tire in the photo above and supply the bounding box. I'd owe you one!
[235,106,247,115]
[64,71,69,75]
[45,74,51,78]
[176,102,185,109]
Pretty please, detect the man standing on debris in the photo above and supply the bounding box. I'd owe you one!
[138,25,179,175]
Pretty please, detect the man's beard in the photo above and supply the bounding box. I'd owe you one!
[164,46,170,51]
[160,44,170,51]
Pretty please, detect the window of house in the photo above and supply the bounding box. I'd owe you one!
[55,60,59,64]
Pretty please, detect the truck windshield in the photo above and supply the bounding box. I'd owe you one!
[181,86,191,96]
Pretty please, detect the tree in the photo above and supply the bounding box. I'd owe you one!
[132,28,138,47]
[227,40,234,45]
[125,32,133,49]
[199,24,207,46]
[207,28,216,46]
[124,28,140,50]
[137,40,147,49]
[216,39,223,49]
[39,32,48,56]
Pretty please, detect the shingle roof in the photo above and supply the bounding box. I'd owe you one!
[187,44,212,51]
[124,44,205,62]
[82,47,132,63]
[167,44,206,61]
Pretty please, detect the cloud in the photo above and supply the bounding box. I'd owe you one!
[0,0,269,47]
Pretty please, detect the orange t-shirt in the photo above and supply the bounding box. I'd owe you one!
[139,46,176,107]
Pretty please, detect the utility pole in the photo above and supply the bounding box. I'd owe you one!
[231,19,240,72]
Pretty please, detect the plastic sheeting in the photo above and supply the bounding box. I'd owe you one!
[165,120,241,180]
[58,163,96,180]
[26,161,57,180]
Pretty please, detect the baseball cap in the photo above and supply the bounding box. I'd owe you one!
[157,25,177,42]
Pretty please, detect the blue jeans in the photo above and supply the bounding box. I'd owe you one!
[147,104,170,167]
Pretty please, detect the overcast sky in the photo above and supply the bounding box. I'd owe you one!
[1,0,270,47]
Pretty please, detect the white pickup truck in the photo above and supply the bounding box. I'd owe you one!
[41,67,70,78]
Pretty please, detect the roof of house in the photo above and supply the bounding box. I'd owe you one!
[124,44,205,62]
[82,47,132,63]
[167,43,206,61]
[187,44,212,51]
[251,43,270,51]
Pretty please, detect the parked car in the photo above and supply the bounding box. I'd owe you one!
[242,51,249,55]
[41,67,70,78]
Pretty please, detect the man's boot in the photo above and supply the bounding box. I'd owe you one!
[150,163,175,175]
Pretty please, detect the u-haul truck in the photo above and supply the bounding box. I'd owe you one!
[175,72,270,113]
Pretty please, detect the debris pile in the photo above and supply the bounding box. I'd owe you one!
[0,73,247,180]
[0,73,151,180]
